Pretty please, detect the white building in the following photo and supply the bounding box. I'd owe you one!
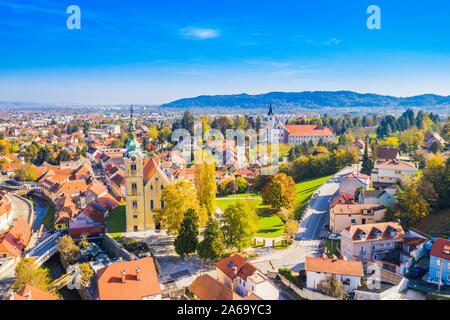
[371,160,418,184]
[305,254,364,293]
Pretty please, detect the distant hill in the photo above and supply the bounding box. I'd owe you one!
[160,91,450,110]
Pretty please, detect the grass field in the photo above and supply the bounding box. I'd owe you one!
[414,209,450,238]
[294,175,333,219]
[106,204,126,233]
[255,214,286,238]
[40,202,55,230]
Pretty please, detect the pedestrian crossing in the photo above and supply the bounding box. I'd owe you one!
[298,240,323,248]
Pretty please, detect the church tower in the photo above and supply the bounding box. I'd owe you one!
[267,103,276,143]
[124,107,146,232]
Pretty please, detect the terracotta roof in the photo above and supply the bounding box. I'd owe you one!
[376,159,417,168]
[215,254,258,281]
[4,284,60,300]
[1,162,22,171]
[343,222,405,242]
[330,192,354,208]
[0,217,31,257]
[305,256,363,277]
[430,238,450,261]
[189,274,243,300]
[88,180,108,196]
[284,124,334,137]
[96,257,161,300]
[69,225,104,237]
[341,171,370,181]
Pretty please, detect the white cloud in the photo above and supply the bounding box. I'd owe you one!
[180,27,220,40]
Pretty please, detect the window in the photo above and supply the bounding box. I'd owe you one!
[161,201,165,209]
[161,184,164,190]
[132,201,138,208]
[132,183,137,190]
[150,184,153,191]
[133,226,138,231]
[150,200,154,210]
[133,215,138,219]
[131,164,137,171]
[380,243,384,248]
[351,219,356,224]
[373,245,376,250]
[387,243,391,247]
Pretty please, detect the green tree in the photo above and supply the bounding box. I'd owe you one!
[317,274,348,299]
[262,173,296,210]
[235,176,249,193]
[181,110,195,136]
[198,216,225,262]
[222,200,259,251]
[174,208,199,259]
[429,141,442,154]
[361,142,373,175]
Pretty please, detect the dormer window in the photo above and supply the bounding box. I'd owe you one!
[359,232,366,240]
[375,231,382,239]
[390,229,397,237]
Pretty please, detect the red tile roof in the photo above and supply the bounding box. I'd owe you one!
[284,124,334,137]
[430,238,450,261]
[189,274,243,300]
[96,257,161,300]
[4,284,60,300]
[215,254,258,281]
[305,256,364,277]
[0,217,31,257]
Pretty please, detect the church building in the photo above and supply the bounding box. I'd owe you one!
[124,116,170,232]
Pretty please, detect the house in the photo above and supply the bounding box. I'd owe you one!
[305,254,363,293]
[54,196,78,230]
[330,203,386,234]
[371,160,418,184]
[424,132,445,149]
[0,191,13,231]
[4,284,60,300]
[339,172,370,196]
[0,217,31,259]
[330,192,354,209]
[85,180,108,205]
[358,190,397,208]
[1,162,23,174]
[92,257,161,300]
[376,147,399,161]
[188,274,248,300]
[340,222,426,275]
[340,222,405,262]
[267,107,334,145]
[354,269,409,300]
[428,238,450,285]
[215,254,279,300]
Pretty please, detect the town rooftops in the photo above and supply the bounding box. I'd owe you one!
[341,171,370,182]
[215,254,259,281]
[0,216,31,257]
[189,274,243,300]
[430,238,450,261]
[4,284,60,300]
[284,124,334,137]
[343,222,405,242]
[96,257,161,300]
[305,255,364,277]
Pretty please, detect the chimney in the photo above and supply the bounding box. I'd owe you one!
[121,270,126,284]
[136,267,141,282]
[25,290,32,300]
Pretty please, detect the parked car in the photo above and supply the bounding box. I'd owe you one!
[409,267,426,279]
[328,234,341,240]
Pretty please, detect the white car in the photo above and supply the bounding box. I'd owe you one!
[328,234,341,240]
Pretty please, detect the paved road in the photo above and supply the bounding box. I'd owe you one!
[252,166,356,273]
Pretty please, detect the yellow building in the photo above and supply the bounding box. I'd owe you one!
[124,120,170,232]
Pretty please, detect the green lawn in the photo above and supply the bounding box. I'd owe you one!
[40,203,55,230]
[106,204,126,233]
[414,209,450,238]
[256,214,286,238]
[294,175,333,219]
[215,194,263,211]
[324,239,341,257]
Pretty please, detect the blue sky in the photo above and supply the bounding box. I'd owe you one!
[0,0,449,105]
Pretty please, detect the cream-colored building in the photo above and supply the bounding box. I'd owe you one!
[330,203,386,234]
[124,120,170,232]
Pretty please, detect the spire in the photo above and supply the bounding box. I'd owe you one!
[124,105,143,159]
[268,103,273,116]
